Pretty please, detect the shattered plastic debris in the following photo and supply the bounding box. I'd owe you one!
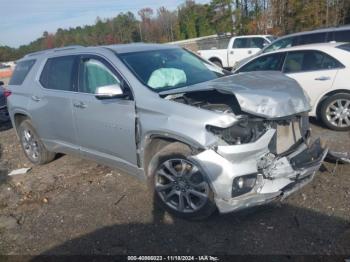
[8,168,31,176]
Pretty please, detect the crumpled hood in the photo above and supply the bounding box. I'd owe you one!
[160,71,311,119]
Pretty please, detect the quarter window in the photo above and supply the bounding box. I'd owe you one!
[237,53,286,72]
[78,58,120,94]
[299,33,327,45]
[283,51,343,73]
[40,56,76,91]
[9,60,36,85]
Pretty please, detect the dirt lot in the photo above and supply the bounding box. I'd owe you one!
[0,116,349,256]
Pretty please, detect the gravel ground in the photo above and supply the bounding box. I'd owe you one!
[0,117,349,256]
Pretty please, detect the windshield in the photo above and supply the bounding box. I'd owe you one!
[263,37,293,53]
[267,36,278,42]
[118,48,227,92]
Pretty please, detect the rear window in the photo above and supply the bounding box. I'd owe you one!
[233,37,267,49]
[337,43,350,52]
[263,36,298,53]
[40,56,76,91]
[9,60,36,85]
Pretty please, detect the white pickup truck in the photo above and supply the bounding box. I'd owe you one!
[198,35,276,68]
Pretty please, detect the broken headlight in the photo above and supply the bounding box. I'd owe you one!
[207,116,266,145]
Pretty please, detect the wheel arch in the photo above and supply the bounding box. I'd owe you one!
[314,89,350,117]
[208,57,222,64]
[141,134,204,176]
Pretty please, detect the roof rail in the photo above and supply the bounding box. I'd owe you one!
[25,45,84,58]
[53,45,84,52]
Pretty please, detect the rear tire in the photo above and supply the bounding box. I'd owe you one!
[320,93,350,131]
[148,142,216,220]
[18,119,55,165]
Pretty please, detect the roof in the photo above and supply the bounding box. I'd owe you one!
[21,43,179,60]
[231,34,273,38]
[105,43,179,54]
[275,24,350,40]
[266,42,346,53]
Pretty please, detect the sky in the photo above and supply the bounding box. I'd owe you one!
[0,0,209,48]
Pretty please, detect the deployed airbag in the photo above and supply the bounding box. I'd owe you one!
[148,68,187,89]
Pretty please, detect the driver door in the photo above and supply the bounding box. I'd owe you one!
[72,55,137,166]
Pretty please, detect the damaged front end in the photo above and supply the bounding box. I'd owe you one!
[192,114,328,213]
[158,72,328,213]
[160,78,328,213]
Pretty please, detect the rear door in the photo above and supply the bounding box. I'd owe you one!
[31,55,78,151]
[283,50,341,108]
[72,55,137,166]
[228,37,266,67]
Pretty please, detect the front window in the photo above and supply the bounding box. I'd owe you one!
[78,58,120,94]
[118,48,226,92]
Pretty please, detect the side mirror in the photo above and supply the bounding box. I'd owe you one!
[95,84,125,99]
[0,81,4,86]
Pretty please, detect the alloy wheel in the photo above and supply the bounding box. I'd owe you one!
[326,99,350,128]
[21,129,40,160]
[155,158,209,213]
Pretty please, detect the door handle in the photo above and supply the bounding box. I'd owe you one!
[73,102,87,109]
[31,95,41,102]
[230,51,234,55]
[315,76,331,81]
[248,50,252,54]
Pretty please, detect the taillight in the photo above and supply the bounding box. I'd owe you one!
[4,89,12,98]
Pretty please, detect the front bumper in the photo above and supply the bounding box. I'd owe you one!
[191,129,327,213]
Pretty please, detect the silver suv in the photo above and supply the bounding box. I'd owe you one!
[6,44,327,219]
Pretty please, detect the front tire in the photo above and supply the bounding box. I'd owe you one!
[148,142,216,220]
[18,119,55,165]
[320,93,350,131]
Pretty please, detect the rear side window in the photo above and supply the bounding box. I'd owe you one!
[233,37,267,49]
[233,38,250,48]
[283,50,343,73]
[334,30,350,42]
[40,56,76,91]
[237,52,286,72]
[299,33,327,45]
[9,60,36,85]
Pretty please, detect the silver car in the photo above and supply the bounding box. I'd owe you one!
[6,44,327,219]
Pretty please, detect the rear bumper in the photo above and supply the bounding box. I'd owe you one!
[192,129,327,213]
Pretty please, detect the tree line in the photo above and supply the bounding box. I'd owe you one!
[1,0,349,61]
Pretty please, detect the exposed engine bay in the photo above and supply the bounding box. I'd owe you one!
[166,90,309,151]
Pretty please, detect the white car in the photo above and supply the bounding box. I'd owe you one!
[197,35,276,68]
[234,42,350,131]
